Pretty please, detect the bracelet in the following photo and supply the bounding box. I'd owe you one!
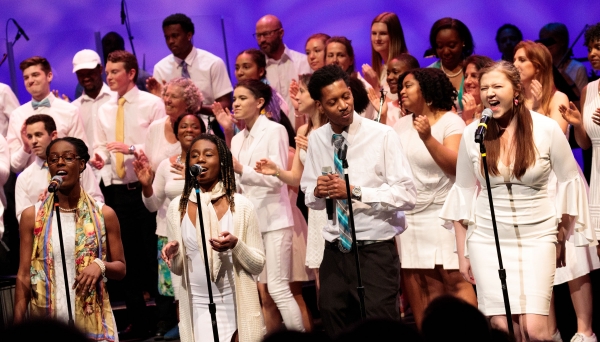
[93,258,108,283]
[273,167,280,178]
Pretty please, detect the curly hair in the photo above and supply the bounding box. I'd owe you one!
[348,77,369,114]
[409,68,457,111]
[308,64,349,101]
[584,22,600,48]
[235,79,272,111]
[161,77,203,114]
[172,113,206,136]
[163,13,195,34]
[179,134,236,219]
[46,137,90,172]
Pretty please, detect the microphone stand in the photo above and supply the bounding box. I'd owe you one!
[121,0,136,56]
[338,145,366,319]
[476,139,514,340]
[53,193,75,327]
[558,24,589,69]
[193,182,219,342]
[375,88,386,123]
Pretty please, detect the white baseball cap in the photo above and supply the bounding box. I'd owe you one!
[72,49,101,73]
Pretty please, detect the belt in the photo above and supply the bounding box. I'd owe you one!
[109,181,141,190]
[325,238,391,251]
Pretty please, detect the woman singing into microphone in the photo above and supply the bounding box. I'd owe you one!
[14,137,125,341]
[161,134,266,342]
[440,61,596,341]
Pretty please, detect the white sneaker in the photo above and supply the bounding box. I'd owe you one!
[571,333,598,342]
[552,330,563,342]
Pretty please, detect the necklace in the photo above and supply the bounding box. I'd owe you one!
[59,206,77,212]
[176,154,184,165]
[441,64,463,78]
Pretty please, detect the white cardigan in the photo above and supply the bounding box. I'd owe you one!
[166,193,266,342]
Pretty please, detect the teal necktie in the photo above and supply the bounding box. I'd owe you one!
[333,133,351,252]
[32,98,50,110]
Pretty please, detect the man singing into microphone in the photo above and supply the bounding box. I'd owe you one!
[300,64,416,337]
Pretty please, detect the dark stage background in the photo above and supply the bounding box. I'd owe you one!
[0,0,597,102]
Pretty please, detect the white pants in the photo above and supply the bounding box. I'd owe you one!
[259,227,305,331]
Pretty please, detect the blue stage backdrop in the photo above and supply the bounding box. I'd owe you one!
[0,0,597,103]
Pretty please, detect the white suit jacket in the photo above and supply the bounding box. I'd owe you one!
[230,115,294,233]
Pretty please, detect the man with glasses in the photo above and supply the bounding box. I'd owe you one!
[14,114,102,223]
[255,14,311,128]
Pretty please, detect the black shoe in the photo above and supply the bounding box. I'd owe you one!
[118,324,152,341]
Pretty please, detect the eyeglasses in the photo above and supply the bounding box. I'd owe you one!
[253,28,281,40]
[47,152,81,165]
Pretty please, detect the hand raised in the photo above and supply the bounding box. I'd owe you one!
[254,158,278,175]
[413,114,432,142]
[559,101,583,127]
[90,153,105,170]
[146,77,165,97]
[361,64,379,89]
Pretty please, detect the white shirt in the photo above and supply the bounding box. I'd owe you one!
[300,113,417,242]
[563,59,588,93]
[14,156,104,222]
[0,135,9,238]
[142,158,185,236]
[265,45,312,127]
[153,47,233,105]
[94,86,165,185]
[145,117,182,171]
[7,93,88,173]
[71,83,115,152]
[0,83,20,137]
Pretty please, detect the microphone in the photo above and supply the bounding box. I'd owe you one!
[121,0,126,25]
[189,164,207,177]
[474,108,493,144]
[48,176,63,193]
[12,19,30,41]
[321,166,334,221]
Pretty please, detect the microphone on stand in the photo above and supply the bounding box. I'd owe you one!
[474,108,493,144]
[48,175,63,193]
[190,164,208,177]
[12,19,30,41]
[321,166,334,221]
[120,0,126,24]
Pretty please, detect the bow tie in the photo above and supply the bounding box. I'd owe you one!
[32,98,51,110]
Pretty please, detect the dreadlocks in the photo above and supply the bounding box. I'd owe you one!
[179,134,237,219]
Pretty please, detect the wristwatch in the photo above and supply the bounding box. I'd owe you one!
[351,186,362,201]
[128,145,136,154]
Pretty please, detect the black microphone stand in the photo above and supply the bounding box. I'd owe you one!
[53,193,75,327]
[120,0,136,56]
[338,145,366,319]
[557,24,589,69]
[475,137,514,340]
[193,182,219,342]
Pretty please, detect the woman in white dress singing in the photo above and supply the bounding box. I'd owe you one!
[14,137,125,341]
[440,61,597,341]
[394,67,475,328]
[162,134,266,342]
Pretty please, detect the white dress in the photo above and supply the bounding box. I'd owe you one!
[439,111,596,316]
[182,209,237,342]
[299,148,327,269]
[43,203,118,341]
[584,80,600,240]
[395,112,465,269]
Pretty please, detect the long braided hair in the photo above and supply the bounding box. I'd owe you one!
[178,134,237,219]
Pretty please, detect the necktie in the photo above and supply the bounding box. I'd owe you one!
[115,97,126,179]
[32,98,51,110]
[181,60,190,79]
[333,133,352,252]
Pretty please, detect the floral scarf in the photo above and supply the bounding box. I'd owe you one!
[30,188,115,341]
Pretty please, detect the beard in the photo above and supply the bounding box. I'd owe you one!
[260,38,282,56]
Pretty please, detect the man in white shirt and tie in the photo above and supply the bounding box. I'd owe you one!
[300,65,416,338]
[15,114,103,222]
[255,14,312,128]
[71,49,115,183]
[6,56,88,173]
[91,50,165,339]
[152,12,232,136]
[0,82,19,137]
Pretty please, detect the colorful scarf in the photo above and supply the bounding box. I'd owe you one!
[30,188,115,341]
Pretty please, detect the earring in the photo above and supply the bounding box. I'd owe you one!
[260,108,266,115]
[426,101,432,107]
[514,98,519,106]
